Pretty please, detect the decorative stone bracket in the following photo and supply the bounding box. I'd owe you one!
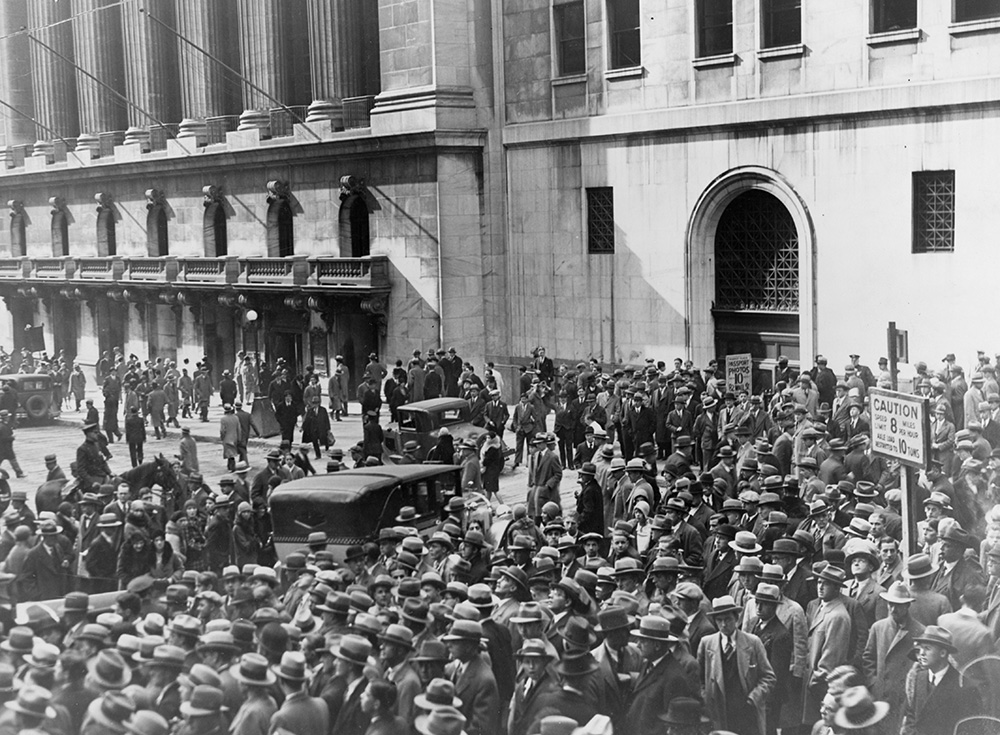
[145,188,167,211]
[94,192,114,213]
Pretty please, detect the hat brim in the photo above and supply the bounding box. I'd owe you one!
[179,702,227,717]
[593,617,635,634]
[906,567,938,580]
[879,592,915,604]
[728,540,763,554]
[413,693,464,710]
[912,636,957,653]
[6,701,57,720]
[228,665,278,687]
[630,630,678,642]
[834,700,890,730]
[707,605,742,617]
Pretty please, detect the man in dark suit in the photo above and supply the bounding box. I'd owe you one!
[270,651,330,735]
[628,393,656,456]
[740,396,773,441]
[901,625,980,735]
[931,525,986,610]
[625,615,701,735]
[444,621,499,735]
[750,583,793,733]
[323,635,372,735]
[662,435,694,480]
[20,519,72,601]
[507,639,558,735]
[509,394,538,469]
[83,512,121,593]
[527,654,600,734]
[589,607,642,731]
[530,438,563,521]
[702,525,739,600]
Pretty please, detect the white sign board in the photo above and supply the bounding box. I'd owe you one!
[725,353,752,394]
[869,388,930,468]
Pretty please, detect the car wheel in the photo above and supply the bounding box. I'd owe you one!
[24,395,48,420]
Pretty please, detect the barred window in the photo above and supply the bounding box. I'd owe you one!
[955,0,1000,22]
[554,1,587,76]
[912,171,955,253]
[872,0,917,32]
[587,187,615,254]
[608,0,641,69]
[763,0,801,48]
[697,0,733,57]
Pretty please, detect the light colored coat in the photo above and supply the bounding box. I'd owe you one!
[698,629,776,735]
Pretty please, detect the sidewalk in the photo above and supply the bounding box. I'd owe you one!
[54,388,367,456]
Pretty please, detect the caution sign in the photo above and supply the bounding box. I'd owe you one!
[869,388,930,468]
[725,353,752,394]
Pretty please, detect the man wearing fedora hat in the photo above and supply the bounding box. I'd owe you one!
[904,553,952,627]
[861,581,924,735]
[698,595,775,735]
[901,625,979,735]
[574,464,604,537]
[508,639,558,735]
[378,623,421,721]
[931,524,986,610]
[625,615,700,734]
[20,520,71,601]
[525,649,599,735]
[229,652,278,735]
[804,563,852,721]
[443,620,499,735]
[178,684,229,735]
[269,651,330,735]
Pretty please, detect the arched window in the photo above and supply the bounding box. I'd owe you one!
[204,203,228,256]
[9,213,26,257]
[147,206,168,256]
[267,199,294,257]
[347,196,370,257]
[51,210,69,256]
[97,208,116,256]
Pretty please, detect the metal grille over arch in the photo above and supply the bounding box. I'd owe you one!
[715,189,799,312]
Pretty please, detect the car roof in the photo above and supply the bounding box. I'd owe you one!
[0,373,49,381]
[397,398,468,413]
[270,464,462,502]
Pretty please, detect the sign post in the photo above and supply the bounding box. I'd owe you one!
[725,353,753,395]
[868,388,931,555]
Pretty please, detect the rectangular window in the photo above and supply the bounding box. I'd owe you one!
[763,0,802,47]
[872,0,918,32]
[587,187,615,254]
[912,171,956,253]
[608,0,641,68]
[955,0,1000,22]
[554,1,587,76]
[697,0,733,57]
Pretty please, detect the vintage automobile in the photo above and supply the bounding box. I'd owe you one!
[0,373,55,421]
[382,397,496,461]
[269,464,462,562]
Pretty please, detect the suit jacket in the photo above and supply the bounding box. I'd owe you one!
[784,561,815,612]
[481,618,515,705]
[698,630,776,735]
[625,648,701,735]
[901,663,978,735]
[845,577,886,628]
[452,655,499,735]
[528,687,598,735]
[862,615,924,735]
[364,715,409,735]
[909,588,953,627]
[386,661,422,723]
[508,671,559,735]
[590,642,642,729]
[982,580,1000,640]
[230,694,277,735]
[703,547,737,601]
[268,690,329,735]
[328,676,370,735]
[752,615,793,697]
[937,609,995,668]
[931,557,986,611]
[20,541,70,601]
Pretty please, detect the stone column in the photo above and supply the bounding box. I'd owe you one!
[305,0,355,126]
[175,0,239,143]
[120,0,181,148]
[0,1,34,149]
[236,0,289,131]
[27,0,79,157]
[72,0,127,155]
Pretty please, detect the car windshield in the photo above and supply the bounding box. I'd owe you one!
[438,408,464,425]
[398,411,432,432]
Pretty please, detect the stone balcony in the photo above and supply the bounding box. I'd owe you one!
[0,255,391,294]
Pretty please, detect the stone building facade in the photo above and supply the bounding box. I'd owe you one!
[0,0,996,394]
[0,0,501,391]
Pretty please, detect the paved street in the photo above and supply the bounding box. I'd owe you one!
[16,397,574,514]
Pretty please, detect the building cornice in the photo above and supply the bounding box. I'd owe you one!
[502,75,1000,147]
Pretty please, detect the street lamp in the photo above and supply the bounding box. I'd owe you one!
[245,309,258,353]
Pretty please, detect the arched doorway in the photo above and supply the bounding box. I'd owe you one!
[686,167,815,391]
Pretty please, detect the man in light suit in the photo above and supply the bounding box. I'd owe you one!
[698,595,776,735]
[901,626,980,735]
[862,581,925,735]
[804,563,852,722]
[378,624,422,722]
[843,539,886,629]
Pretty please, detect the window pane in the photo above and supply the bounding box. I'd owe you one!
[956,0,1000,22]
[609,0,641,68]
[912,171,956,253]
[555,2,587,76]
[699,0,733,56]
[764,0,801,47]
[873,0,917,32]
[587,188,615,254]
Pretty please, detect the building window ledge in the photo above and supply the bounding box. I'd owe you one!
[605,65,644,80]
[757,43,805,60]
[867,28,922,45]
[552,73,588,87]
[949,17,1000,35]
[693,53,737,69]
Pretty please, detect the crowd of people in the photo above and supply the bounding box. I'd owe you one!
[0,344,995,734]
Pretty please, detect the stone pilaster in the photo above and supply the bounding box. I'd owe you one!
[175,0,239,144]
[27,0,79,156]
[0,1,35,148]
[305,0,356,126]
[72,0,127,155]
[236,0,289,132]
[120,0,181,148]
